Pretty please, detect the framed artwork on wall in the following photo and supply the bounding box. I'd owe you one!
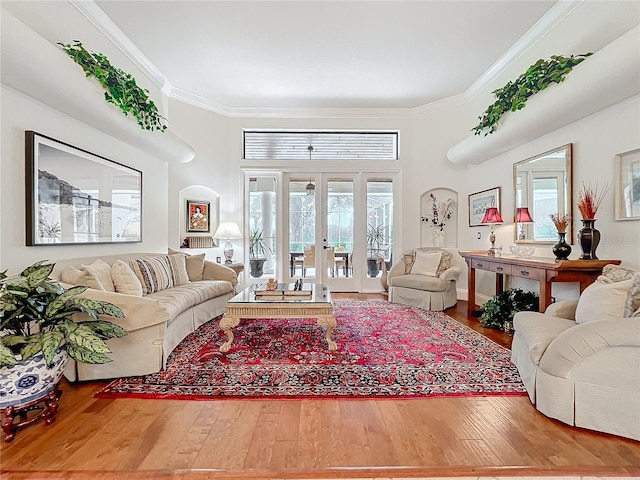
[468,186,501,227]
[614,148,640,221]
[186,200,211,233]
[26,131,142,245]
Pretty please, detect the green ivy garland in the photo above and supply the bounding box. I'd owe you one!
[472,53,592,136]
[59,41,167,132]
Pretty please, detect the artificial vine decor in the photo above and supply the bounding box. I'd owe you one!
[472,53,592,136]
[59,41,167,132]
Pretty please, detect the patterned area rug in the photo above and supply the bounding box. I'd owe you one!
[96,300,526,399]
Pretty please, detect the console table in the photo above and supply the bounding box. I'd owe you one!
[459,250,620,315]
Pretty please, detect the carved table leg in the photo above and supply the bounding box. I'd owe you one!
[317,315,338,351]
[2,387,62,442]
[219,314,240,353]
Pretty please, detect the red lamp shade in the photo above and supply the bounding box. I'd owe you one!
[515,207,534,223]
[481,207,503,224]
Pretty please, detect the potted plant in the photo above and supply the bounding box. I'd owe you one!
[0,261,126,440]
[248,228,273,278]
[480,288,539,332]
[366,224,388,277]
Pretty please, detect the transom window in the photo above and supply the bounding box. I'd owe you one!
[243,130,398,160]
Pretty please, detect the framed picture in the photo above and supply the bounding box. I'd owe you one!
[26,131,142,245]
[468,186,501,227]
[186,200,211,232]
[614,148,640,221]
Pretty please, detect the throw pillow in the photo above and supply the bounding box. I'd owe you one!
[410,250,443,277]
[623,272,640,318]
[111,260,143,296]
[436,251,453,277]
[129,256,175,295]
[61,266,105,290]
[402,253,415,274]
[167,253,190,286]
[168,248,205,281]
[599,264,636,283]
[575,278,633,324]
[81,259,115,292]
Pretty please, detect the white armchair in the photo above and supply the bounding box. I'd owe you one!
[387,247,463,311]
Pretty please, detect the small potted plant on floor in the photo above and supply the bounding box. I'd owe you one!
[480,288,539,332]
[248,228,273,278]
[366,224,388,277]
[0,260,127,441]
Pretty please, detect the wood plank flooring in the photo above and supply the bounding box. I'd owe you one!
[2,296,639,479]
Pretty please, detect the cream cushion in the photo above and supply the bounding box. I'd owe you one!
[167,253,190,286]
[575,278,633,324]
[168,248,205,281]
[625,272,640,317]
[111,260,143,296]
[410,250,442,277]
[61,266,104,291]
[81,259,115,292]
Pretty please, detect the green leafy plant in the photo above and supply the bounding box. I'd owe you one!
[0,261,127,367]
[248,228,273,260]
[472,53,592,136]
[59,40,167,132]
[480,288,539,331]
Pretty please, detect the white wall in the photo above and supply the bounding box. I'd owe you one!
[0,87,169,273]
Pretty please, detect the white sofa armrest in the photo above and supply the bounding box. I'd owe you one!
[539,317,640,377]
[202,261,238,287]
[439,265,462,282]
[544,300,578,320]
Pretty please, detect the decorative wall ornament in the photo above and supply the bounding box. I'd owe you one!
[58,41,167,132]
[472,54,592,136]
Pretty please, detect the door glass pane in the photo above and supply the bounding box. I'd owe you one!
[366,180,393,278]
[289,179,316,278]
[327,180,353,278]
[249,177,276,279]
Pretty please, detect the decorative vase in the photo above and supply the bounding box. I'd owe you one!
[577,219,600,260]
[432,229,445,248]
[552,232,572,261]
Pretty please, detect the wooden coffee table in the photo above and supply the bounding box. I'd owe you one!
[219,283,337,353]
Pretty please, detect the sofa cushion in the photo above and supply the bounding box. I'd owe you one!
[167,253,190,286]
[147,280,233,320]
[61,266,105,291]
[81,259,115,292]
[598,264,636,283]
[389,274,447,292]
[436,251,453,276]
[624,272,640,317]
[111,260,143,296]
[129,256,175,295]
[169,248,206,281]
[512,311,576,365]
[575,278,633,324]
[410,250,442,277]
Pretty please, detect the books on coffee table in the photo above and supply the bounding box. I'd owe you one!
[254,282,312,297]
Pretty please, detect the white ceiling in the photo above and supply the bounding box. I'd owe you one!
[2,1,638,113]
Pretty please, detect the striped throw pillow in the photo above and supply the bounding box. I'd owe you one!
[129,256,175,295]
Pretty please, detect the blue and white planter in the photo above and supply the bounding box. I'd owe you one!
[0,350,67,409]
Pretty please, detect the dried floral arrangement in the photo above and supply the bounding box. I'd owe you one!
[549,213,570,233]
[577,182,610,219]
[421,193,457,231]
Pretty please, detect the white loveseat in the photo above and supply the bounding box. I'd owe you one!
[511,266,640,440]
[52,252,237,381]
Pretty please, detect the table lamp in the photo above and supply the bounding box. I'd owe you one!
[515,207,534,240]
[481,207,503,256]
[213,222,242,264]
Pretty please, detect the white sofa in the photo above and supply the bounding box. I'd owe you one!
[511,267,640,440]
[387,247,463,311]
[51,252,237,381]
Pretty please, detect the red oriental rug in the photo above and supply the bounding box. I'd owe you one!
[96,300,526,399]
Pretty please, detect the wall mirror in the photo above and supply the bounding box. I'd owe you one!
[513,144,572,244]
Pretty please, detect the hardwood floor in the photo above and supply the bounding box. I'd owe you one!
[2,296,639,479]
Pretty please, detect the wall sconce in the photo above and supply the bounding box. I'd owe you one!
[515,207,534,240]
[481,207,503,256]
[213,222,242,264]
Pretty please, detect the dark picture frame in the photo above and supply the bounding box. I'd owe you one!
[468,186,501,227]
[25,131,142,245]
[186,200,211,233]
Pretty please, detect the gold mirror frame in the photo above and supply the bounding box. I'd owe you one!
[513,144,573,245]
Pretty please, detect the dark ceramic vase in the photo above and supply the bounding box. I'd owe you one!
[552,232,572,261]
[578,219,600,260]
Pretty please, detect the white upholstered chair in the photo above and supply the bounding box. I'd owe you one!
[387,247,463,311]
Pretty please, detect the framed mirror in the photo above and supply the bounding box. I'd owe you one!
[614,148,640,221]
[513,144,572,244]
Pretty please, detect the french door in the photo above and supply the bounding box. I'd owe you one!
[245,171,397,293]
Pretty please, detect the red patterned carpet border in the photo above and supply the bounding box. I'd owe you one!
[96,300,526,399]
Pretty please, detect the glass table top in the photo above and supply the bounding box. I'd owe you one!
[228,283,332,305]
